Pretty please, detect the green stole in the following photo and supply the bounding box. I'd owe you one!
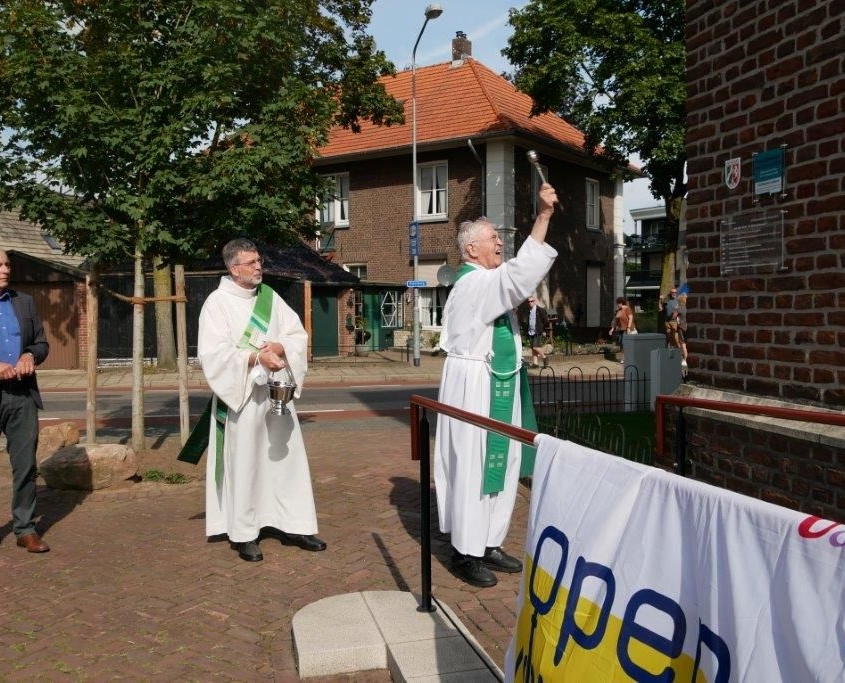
[177,283,274,489]
[454,264,538,494]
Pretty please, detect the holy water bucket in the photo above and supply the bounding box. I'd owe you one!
[268,367,296,415]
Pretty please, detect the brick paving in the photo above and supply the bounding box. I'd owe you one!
[0,420,531,681]
[0,352,615,680]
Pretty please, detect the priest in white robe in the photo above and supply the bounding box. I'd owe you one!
[198,238,326,562]
[434,183,558,587]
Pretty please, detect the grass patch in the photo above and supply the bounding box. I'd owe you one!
[142,469,188,484]
[539,410,655,464]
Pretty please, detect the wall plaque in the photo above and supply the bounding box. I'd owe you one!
[720,209,786,275]
[753,147,786,197]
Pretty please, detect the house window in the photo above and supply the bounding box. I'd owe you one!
[380,290,404,328]
[318,173,350,227]
[585,178,599,230]
[419,288,447,327]
[417,162,448,220]
[346,263,367,281]
[531,162,549,217]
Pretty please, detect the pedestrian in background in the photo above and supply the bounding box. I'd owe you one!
[524,295,549,368]
[659,287,681,349]
[677,291,689,374]
[0,249,50,553]
[609,297,635,363]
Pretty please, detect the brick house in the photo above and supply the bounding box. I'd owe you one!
[315,34,626,348]
[666,0,845,520]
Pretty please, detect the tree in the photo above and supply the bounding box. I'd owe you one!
[505,0,687,294]
[0,0,402,448]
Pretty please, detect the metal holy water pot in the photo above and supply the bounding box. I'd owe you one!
[268,366,297,415]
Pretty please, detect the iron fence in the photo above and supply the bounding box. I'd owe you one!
[529,364,654,463]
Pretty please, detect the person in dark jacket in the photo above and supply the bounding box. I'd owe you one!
[0,249,50,553]
[524,295,550,367]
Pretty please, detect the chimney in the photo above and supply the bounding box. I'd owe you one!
[452,31,472,61]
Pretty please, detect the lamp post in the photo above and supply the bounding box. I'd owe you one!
[410,3,443,367]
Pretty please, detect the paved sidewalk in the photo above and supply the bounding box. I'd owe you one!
[36,348,617,391]
[0,351,618,680]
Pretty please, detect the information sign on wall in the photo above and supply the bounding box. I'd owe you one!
[720,209,787,275]
[753,147,786,196]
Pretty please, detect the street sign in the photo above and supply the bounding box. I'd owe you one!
[406,280,427,288]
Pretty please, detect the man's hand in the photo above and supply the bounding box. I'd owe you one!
[538,183,559,215]
[15,352,36,378]
[0,361,16,380]
[256,342,288,373]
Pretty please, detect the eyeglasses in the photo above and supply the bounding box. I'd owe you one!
[469,234,500,246]
[234,257,263,268]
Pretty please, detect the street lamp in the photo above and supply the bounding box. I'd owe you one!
[410,3,443,367]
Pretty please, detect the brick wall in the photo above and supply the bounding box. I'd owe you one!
[320,144,616,333]
[657,409,845,521]
[685,0,845,407]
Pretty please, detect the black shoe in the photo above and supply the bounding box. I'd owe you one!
[483,547,522,573]
[279,532,327,552]
[452,552,498,587]
[237,539,263,562]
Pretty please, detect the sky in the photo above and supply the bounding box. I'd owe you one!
[367,0,657,234]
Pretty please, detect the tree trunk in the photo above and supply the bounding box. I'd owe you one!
[175,265,190,444]
[153,256,177,370]
[132,249,146,451]
[85,265,99,446]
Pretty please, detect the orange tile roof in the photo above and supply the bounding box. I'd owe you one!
[319,58,587,160]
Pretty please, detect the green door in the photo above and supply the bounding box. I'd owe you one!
[311,288,338,357]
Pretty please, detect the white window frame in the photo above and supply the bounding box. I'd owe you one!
[585,178,600,231]
[419,287,447,328]
[317,173,350,228]
[346,263,367,281]
[417,161,448,221]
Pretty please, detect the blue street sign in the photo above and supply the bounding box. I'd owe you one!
[406,280,427,288]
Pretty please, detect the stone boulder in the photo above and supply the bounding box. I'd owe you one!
[40,443,138,491]
[37,422,81,465]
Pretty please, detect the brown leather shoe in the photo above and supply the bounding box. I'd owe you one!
[16,532,50,553]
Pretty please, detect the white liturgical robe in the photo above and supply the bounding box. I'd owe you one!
[434,237,557,557]
[198,276,318,543]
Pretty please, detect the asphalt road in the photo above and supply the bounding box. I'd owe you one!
[39,384,440,425]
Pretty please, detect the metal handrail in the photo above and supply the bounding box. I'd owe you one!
[409,394,537,612]
[654,394,845,475]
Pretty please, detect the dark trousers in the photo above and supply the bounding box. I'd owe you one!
[0,386,39,536]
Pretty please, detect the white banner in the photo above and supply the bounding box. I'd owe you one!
[506,434,845,682]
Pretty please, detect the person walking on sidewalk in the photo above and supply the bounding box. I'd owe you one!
[197,238,326,562]
[523,295,549,368]
[0,249,50,553]
[434,183,559,588]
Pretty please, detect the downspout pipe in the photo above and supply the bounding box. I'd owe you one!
[467,139,486,216]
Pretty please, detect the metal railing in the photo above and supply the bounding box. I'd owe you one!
[529,364,650,415]
[654,394,845,476]
[409,394,537,613]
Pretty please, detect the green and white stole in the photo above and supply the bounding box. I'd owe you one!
[454,264,538,494]
[177,283,274,488]
[212,282,274,485]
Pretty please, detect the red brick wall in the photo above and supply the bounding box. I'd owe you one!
[319,144,616,332]
[657,410,845,521]
[685,0,845,407]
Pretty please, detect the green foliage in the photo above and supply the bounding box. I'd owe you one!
[505,0,686,283]
[142,469,188,484]
[0,0,403,265]
[142,469,165,481]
